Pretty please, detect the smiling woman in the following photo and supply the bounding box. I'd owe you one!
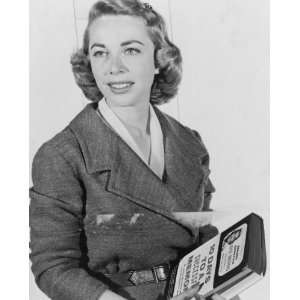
[71,0,182,105]
[88,15,157,109]
[29,1,219,300]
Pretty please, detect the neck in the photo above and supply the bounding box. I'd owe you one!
[105,100,150,135]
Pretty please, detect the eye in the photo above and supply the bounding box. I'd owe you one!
[124,48,141,55]
[93,50,108,58]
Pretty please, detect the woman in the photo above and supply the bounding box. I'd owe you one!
[30,1,221,299]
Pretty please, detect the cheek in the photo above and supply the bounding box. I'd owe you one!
[90,60,101,78]
[90,61,106,85]
[142,68,156,85]
[135,58,156,80]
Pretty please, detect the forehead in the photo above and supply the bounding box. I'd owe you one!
[88,15,153,46]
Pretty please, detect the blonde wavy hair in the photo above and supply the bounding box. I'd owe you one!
[70,0,182,105]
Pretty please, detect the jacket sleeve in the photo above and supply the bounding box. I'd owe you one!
[192,130,218,244]
[192,130,216,211]
[30,143,108,300]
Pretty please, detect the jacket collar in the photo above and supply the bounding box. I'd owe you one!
[69,103,209,232]
[69,102,116,173]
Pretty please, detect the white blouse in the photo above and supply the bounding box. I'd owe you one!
[97,99,165,179]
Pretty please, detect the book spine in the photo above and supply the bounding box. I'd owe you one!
[166,264,179,300]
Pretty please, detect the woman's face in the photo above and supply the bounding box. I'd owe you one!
[88,15,157,108]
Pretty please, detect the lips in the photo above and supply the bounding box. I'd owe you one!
[107,81,134,94]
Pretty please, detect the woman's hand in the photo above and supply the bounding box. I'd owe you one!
[170,284,202,300]
[170,284,226,300]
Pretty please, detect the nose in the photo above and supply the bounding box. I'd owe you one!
[107,54,128,75]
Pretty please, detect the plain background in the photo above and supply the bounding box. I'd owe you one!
[30,0,269,299]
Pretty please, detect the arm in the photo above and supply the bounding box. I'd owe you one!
[198,165,218,244]
[192,130,216,212]
[30,143,109,300]
[192,130,218,244]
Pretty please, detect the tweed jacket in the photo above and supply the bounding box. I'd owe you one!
[29,102,215,300]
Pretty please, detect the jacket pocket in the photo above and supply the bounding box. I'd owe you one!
[84,212,162,235]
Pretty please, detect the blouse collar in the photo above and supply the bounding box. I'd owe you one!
[97,99,165,179]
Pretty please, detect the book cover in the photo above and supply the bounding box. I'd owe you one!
[167,213,266,299]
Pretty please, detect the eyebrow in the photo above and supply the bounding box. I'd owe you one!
[121,40,145,47]
[90,40,145,50]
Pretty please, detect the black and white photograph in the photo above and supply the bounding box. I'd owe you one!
[29,1,269,299]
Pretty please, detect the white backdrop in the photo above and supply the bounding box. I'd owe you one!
[30,1,269,299]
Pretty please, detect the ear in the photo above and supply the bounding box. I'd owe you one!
[154,68,159,74]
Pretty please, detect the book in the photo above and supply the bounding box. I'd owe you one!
[167,213,266,299]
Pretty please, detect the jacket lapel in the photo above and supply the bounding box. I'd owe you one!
[155,107,210,212]
[107,139,178,216]
[69,103,208,233]
[69,104,177,219]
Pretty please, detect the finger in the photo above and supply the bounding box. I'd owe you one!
[172,284,202,300]
[211,294,226,300]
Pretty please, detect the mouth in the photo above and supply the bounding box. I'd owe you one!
[107,81,134,94]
